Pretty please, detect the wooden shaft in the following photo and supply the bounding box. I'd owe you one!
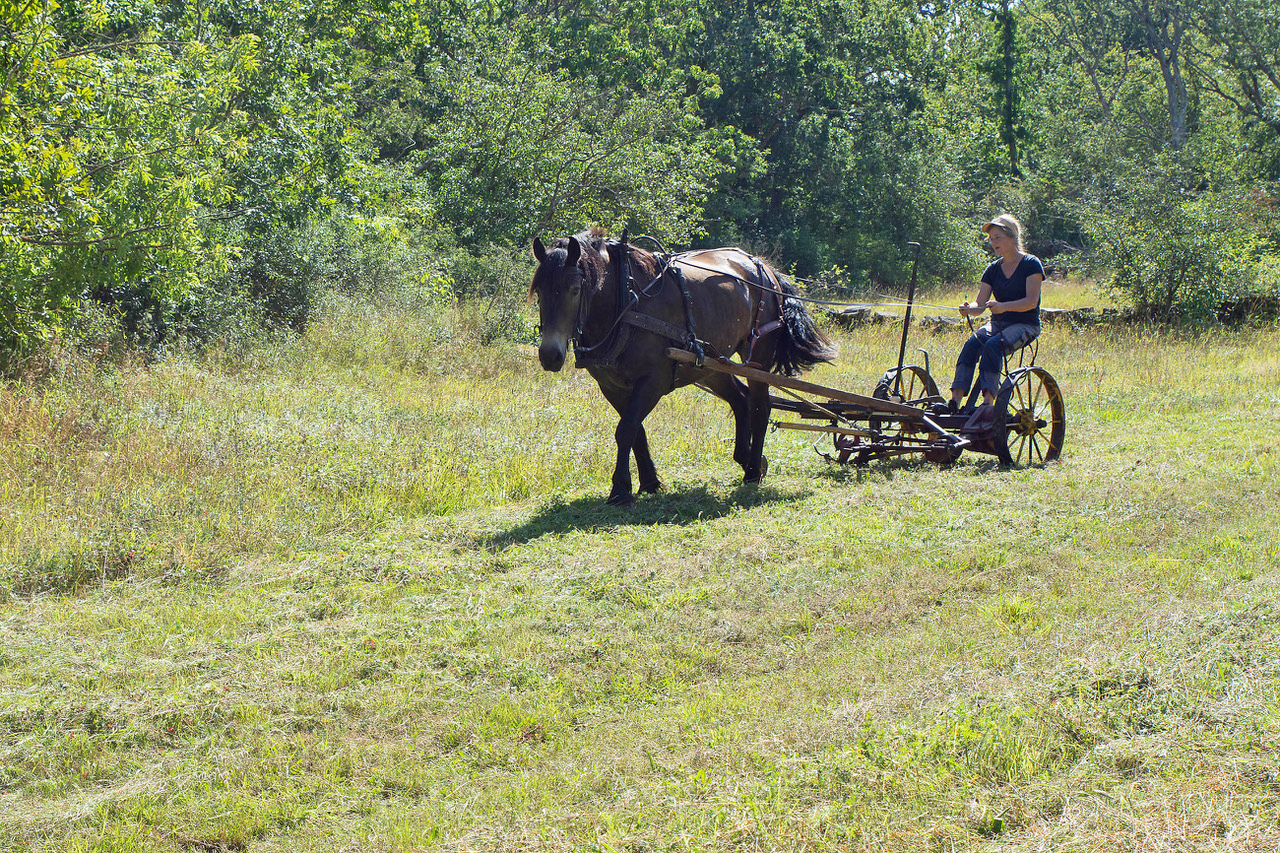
[666,348,923,419]
[773,422,877,438]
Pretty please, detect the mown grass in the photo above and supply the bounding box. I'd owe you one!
[2,297,1278,852]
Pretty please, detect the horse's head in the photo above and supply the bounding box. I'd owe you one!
[529,235,585,371]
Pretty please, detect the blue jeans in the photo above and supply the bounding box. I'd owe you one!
[951,322,1039,397]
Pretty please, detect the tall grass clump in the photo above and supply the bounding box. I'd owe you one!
[0,223,562,596]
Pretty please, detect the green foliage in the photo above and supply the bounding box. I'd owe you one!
[413,24,724,245]
[1189,0,1280,136]
[434,243,537,344]
[1082,158,1277,321]
[215,210,452,332]
[976,0,1031,176]
[0,0,261,358]
[683,0,963,284]
[6,0,1280,358]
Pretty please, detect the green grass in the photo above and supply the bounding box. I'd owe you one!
[2,299,1279,851]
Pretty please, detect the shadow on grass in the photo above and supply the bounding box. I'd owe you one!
[485,482,809,549]
[809,454,1003,483]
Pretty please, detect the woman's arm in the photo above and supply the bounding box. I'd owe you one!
[989,274,1042,314]
[959,282,993,317]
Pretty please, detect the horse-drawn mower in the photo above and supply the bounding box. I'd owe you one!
[665,239,1065,469]
[530,229,1064,504]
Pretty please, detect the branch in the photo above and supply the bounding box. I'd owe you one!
[18,222,182,247]
[82,140,210,178]
[58,40,191,60]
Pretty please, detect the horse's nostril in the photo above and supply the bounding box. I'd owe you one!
[538,344,565,371]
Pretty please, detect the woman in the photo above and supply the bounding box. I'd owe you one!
[944,213,1044,415]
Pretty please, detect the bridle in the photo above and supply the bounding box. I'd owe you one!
[535,242,638,355]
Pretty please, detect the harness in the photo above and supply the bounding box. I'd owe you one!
[571,238,789,370]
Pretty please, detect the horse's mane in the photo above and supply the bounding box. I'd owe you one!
[575,228,663,283]
[537,227,663,293]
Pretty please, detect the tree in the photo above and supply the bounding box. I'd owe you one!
[1185,0,1280,159]
[978,0,1028,176]
[407,22,725,245]
[1136,0,1191,150]
[672,0,966,282]
[0,0,261,353]
[1036,0,1192,150]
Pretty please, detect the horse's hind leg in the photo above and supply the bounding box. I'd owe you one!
[744,378,772,483]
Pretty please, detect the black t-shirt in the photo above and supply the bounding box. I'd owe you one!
[981,254,1044,330]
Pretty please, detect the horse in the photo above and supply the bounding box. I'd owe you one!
[530,227,836,505]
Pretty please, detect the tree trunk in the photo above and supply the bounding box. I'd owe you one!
[999,0,1020,174]
[1141,1,1189,149]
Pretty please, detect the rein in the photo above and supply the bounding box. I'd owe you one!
[660,250,962,314]
[571,232,642,363]
[559,242,958,360]
[572,285,637,358]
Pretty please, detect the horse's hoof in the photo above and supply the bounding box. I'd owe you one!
[606,491,635,507]
[639,479,663,495]
[744,456,768,484]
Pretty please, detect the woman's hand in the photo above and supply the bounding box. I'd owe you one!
[987,300,1003,315]
[959,300,986,317]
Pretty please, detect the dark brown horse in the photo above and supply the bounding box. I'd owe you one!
[530,228,836,505]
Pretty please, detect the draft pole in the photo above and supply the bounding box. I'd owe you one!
[892,241,923,399]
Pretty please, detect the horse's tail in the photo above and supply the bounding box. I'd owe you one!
[769,277,838,376]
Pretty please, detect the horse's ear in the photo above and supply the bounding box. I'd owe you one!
[566,236,581,265]
[532,236,547,263]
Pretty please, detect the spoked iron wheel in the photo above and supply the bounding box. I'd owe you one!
[993,367,1065,466]
[873,364,946,457]
[875,364,940,406]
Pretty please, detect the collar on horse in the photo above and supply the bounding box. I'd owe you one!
[571,229,639,367]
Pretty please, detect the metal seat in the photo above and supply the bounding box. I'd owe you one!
[1004,337,1038,372]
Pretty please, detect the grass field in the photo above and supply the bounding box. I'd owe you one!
[2,295,1278,852]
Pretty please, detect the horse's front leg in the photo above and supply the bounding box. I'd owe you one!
[744,378,771,484]
[605,379,663,506]
[633,424,662,495]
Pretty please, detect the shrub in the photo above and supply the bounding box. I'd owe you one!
[213,212,450,333]
[440,244,538,346]
[1081,167,1277,323]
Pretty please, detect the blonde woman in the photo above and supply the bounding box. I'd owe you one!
[944,214,1044,415]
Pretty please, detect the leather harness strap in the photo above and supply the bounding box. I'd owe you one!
[620,310,691,343]
[575,240,788,368]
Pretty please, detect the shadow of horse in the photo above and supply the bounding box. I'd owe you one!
[809,455,1003,484]
[483,483,811,550]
